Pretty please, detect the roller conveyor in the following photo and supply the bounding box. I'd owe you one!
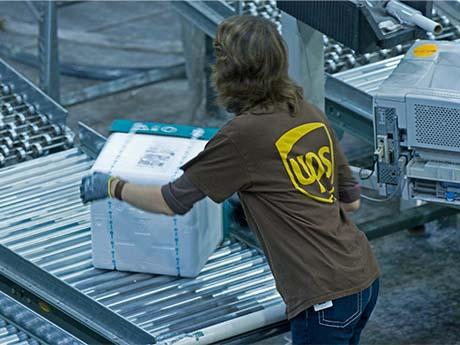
[333,35,460,97]
[0,317,36,345]
[1,3,457,342]
[0,58,72,168]
[0,290,82,345]
[324,10,460,73]
[0,148,285,344]
[333,56,403,96]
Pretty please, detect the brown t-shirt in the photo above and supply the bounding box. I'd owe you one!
[182,100,380,319]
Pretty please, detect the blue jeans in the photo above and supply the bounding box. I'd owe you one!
[290,279,379,345]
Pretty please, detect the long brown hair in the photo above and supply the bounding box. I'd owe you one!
[212,15,303,115]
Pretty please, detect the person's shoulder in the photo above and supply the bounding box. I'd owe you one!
[299,100,325,119]
[214,118,235,137]
[210,115,259,151]
[206,118,240,147]
[218,115,252,137]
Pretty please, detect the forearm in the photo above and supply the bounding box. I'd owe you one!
[110,179,174,215]
[339,183,361,212]
[341,199,361,213]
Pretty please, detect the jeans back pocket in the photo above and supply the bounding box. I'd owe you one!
[318,291,362,328]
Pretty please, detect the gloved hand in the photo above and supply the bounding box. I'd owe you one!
[80,172,112,204]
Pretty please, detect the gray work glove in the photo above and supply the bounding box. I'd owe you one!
[80,172,112,204]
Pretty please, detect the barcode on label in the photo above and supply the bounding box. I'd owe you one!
[137,146,175,168]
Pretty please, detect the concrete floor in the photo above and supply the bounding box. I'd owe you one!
[253,221,460,345]
[0,2,459,344]
[0,1,197,137]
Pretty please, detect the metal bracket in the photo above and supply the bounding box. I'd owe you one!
[325,73,374,144]
[78,121,107,159]
[0,244,155,344]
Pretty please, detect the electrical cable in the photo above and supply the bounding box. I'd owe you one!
[360,156,407,203]
[360,178,406,202]
[359,156,378,180]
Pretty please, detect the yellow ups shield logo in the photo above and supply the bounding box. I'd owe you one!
[275,123,335,203]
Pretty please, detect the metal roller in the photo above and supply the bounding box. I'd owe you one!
[0,152,19,167]
[0,94,14,101]
[0,59,69,167]
[2,103,35,116]
[14,113,49,126]
[15,135,73,160]
[5,123,39,135]
[40,132,74,147]
[439,14,450,27]
[0,149,285,344]
[33,124,62,135]
[0,136,13,149]
[0,83,14,96]
[323,12,460,74]
[0,292,83,344]
[0,94,24,104]
[325,51,340,63]
[0,113,20,123]
[1,96,25,109]
[0,129,16,140]
[237,0,281,28]
[0,145,10,158]
[19,124,62,142]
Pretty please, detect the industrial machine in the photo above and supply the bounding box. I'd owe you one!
[374,40,460,205]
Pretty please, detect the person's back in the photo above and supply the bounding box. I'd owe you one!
[185,99,379,321]
[81,14,380,345]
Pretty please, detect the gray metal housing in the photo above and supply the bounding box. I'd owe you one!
[374,40,460,204]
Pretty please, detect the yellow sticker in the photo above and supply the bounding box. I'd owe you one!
[38,301,51,313]
[413,43,438,58]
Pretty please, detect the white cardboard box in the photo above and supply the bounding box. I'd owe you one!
[90,131,223,277]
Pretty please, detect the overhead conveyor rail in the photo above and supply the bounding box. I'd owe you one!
[170,0,393,145]
[0,148,285,344]
[171,1,460,146]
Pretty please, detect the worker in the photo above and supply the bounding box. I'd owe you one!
[80,15,380,345]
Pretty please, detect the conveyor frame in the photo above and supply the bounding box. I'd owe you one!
[0,121,458,345]
[0,286,85,344]
[0,243,155,344]
[324,73,374,144]
[0,136,286,344]
[1,3,459,342]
